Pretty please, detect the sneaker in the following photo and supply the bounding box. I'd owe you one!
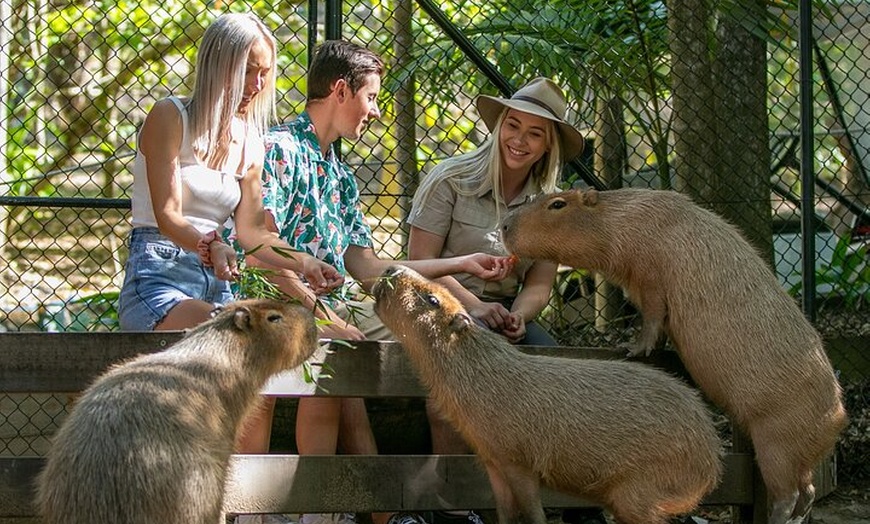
[430,511,486,524]
[337,514,358,524]
[386,512,430,524]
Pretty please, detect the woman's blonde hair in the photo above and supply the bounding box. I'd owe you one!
[187,13,277,168]
[411,108,563,226]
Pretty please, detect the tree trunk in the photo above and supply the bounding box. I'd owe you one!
[392,0,417,253]
[592,94,626,332]
[714,0,774,262]
[667,0,721,205]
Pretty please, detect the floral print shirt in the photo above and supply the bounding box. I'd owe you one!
[262,110,373,271]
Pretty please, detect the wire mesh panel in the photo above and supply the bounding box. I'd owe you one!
[0,0,868,466]
[339,0,870,371]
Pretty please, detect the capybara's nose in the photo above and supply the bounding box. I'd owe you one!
[381,265,404,279]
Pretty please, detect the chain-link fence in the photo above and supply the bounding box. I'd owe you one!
[1,0,868,462]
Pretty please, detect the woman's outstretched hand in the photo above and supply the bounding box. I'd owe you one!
[463,253,517,281]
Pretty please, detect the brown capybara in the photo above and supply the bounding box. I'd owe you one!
[372,265,723,524]
[501,188,848,524]
[36,299,318,524]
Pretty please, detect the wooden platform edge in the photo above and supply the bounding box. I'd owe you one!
[0,335,686,396]
[1,453,754,518]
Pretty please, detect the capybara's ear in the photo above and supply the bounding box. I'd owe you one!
[233,306,252,331]
[583,189,599,206]
[449,313,472,333]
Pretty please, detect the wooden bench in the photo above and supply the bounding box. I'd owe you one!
[0,332,834,523]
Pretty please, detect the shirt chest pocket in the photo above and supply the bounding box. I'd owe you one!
[452,204,498,228]
[450,204,505,256]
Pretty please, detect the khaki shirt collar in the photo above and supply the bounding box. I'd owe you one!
[473,176,541,207]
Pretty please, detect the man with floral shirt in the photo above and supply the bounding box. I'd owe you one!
[234,40,510,524]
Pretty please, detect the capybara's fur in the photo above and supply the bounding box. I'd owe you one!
[501,188,848,524]
[372,265,723,524]
[36,299,318,524]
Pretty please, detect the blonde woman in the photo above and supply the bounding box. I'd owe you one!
[119,13,342,332]
[409,77,584,345]
[408,77,605,524]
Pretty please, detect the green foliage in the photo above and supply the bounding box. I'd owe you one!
[235,264,290,302]
[790,235,870,311]
[38,291,120,332]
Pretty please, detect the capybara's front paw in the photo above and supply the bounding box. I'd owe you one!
[623,341,653,358]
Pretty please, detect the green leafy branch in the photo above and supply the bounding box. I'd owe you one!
[234,244,340,384]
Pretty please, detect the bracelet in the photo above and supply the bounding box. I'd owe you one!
[196,230,222,267]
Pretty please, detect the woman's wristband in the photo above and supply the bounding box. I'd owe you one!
[196,230,223,267]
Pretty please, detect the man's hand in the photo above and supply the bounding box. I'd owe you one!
[318,319,366,341]
[300,255,345,294]
[462,253,516,281]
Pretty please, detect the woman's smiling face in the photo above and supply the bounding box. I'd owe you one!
[498,109,552,176]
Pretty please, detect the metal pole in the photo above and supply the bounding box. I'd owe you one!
[799,0,816,320]
[308,0,318,65]
[325,0,342,41]
[325,0,343,159]
[415,0,512,96]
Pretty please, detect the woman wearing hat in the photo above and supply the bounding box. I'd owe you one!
[407,77,603,524]
[408,76,584,346]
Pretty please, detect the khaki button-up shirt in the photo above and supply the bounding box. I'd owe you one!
[408,176,541,301]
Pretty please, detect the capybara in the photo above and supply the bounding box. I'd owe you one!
[36,299,318,524]
[372,265,723,524]
[501,188,848,524]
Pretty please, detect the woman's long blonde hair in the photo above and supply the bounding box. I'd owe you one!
[411,109,563,226]
[187,13,277,168]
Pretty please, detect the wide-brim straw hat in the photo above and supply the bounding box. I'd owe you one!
[476,77,585,160]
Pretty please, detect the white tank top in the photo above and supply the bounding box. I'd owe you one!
[130,96,247,233]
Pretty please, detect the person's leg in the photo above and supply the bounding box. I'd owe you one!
[518,322,557,346]
[297,397,342,453]
[337,397,378,454]
[296,397,346,524]
[335,398,393,524]
[236,397,277,452]
[154,298,216,330]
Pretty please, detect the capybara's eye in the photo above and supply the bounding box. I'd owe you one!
[548,199,567,210]
[209,305,224,318]
[426,294,440,307]
[267,313,283,323]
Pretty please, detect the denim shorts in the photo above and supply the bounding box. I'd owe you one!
[118,227,232,331]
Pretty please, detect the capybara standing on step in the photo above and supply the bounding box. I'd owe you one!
[36,299,318,524]
[501,188,848,524]
[372,265,723,524]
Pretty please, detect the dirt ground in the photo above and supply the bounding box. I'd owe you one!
[560,479,870,523]
[684,479,870,523]
[806,479,870,524]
